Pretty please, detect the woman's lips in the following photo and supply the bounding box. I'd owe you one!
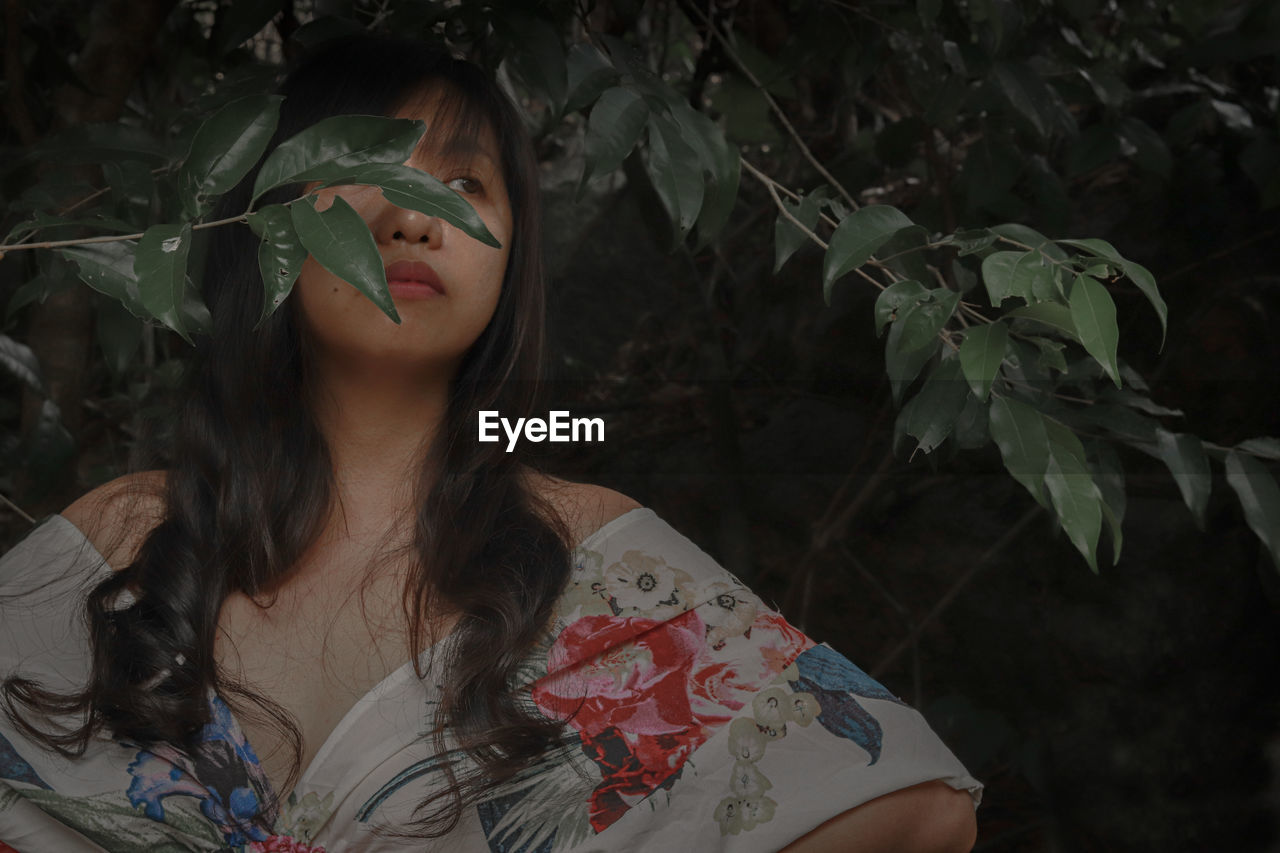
[384,260,445,299]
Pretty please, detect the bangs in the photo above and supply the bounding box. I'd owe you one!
[395,80,508,180]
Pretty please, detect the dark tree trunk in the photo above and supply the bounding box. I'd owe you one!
[19,0,178,512]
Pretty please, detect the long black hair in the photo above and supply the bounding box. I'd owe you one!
[3,34,572,837]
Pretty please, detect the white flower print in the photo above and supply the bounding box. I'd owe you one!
[602,550,692,616]
[742,796,777,827]
[559,548,613,619]
[714,797,750,835]
[276,789,334,843]
[729,761,773,798]
[715,682,823,836]
[751,687,791,731]
[699,582,759,645]
[727,717,768,763]
[787,692,820,727]
[714,795,778,836]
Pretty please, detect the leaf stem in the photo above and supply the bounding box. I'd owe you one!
[741,158,886,292]
[0,213,248,254]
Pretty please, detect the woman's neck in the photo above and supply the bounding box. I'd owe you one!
[307,356,452,540]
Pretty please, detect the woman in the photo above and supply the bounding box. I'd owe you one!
[0,35,980,852]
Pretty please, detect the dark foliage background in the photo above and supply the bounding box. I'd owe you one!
[2,1,1279,850]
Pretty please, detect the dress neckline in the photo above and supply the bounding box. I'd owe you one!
[46,506,657,808]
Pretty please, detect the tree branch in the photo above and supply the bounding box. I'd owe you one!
[741,157,886,291]
[871,505,1041,678]
[680,2,860,212]
[4,0,37,146]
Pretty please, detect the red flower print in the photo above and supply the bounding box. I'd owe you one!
[532,603,814,834]
[534,611,707,738]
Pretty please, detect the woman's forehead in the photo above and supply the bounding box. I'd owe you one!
[393,85,501,167]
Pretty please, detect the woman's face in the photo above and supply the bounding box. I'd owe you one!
[294,91,513,379]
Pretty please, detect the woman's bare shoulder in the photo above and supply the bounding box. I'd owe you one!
[524,472,642,547]
[60,470,168,571]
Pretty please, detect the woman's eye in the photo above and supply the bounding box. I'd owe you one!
[447,176,480,194]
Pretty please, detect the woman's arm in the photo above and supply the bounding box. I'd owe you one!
[780,781,977,853]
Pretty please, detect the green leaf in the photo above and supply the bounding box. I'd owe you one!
[290,196,398,324]
[565,44,620,115]
[134,223,193,341]
[1043,426,1103,572]
[581,86,650,190]
[314,162,499,247]
[993,61,1076,138]
[1224,451,1280,571]
[1089,441,1126,565]
[822,205,914,303]
[897,357,970,455]
[885,308,940,406]
[668,101,740,249]
[1155,429,1211,529]
[1114,258,1166,349]
[6,211,139,243]
[1097,386,1183,417]
[954,392,990,449]
[873,279,930,336]
[990,223,1067,261]
[988,395,1050,506]
[950,258,978,294]
[1069,273,1120,387]
[959,321,1008,401]
[725,31,797,98]
[28,122,167,166]
[247,204,308,323]
[943,228,998,256]
[1014,249,1060,302]
[0,333,45,393]
[95,298,143,377]
[253,116,425,200]
[897,289,960,353]
[59,242,147,319]
[645,114,704,237]
[214,0,281,54]
[1027,336,1067,372]
[1006,302,1078,340]
[774,193,821,273]
[879,225,933,285]
[1237,437,1280,461]
[180,94,282,218]
[179,292,211,337]
[980,251,1024,308]
[1117,116,1172,178]
[495,11,568,116]
[1074,403,1161,446]
[1058,237,1167,347]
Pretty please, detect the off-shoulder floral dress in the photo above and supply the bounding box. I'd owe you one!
[0,509,981,852]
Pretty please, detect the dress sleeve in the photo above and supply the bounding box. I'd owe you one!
[479,510,982,853]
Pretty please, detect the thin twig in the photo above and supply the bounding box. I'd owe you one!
[741,157,885,291]
[0,212,249,253]
[0,492,35,525]
[744,159,827,251]
[683,3,860,211]
[872,505,1041,678]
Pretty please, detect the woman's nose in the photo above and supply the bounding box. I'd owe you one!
[372,204,443,248]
